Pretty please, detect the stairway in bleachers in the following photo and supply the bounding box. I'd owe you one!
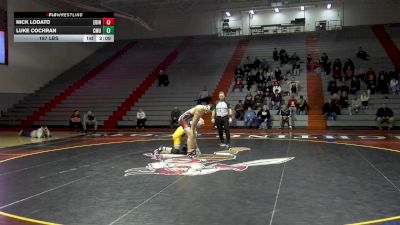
[306,35,326,129]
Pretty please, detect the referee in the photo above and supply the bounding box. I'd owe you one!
[211,91,233,148]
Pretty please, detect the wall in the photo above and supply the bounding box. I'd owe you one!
[214,0,400,35]
[343,0,400,27]
[116,10,217,40]
[0,0,104,94]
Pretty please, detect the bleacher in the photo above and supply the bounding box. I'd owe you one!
[1,26,399,129]
[38,39,182,127]
[0,41,130,126]
[226,33,309,128]
[119,37,239,127]
[316,27,398,127]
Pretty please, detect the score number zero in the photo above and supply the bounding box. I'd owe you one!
[92,27,113,34]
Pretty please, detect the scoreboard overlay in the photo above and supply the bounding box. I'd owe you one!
[14,12,114,42]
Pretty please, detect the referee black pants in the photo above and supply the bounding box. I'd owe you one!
[216,116,230,144]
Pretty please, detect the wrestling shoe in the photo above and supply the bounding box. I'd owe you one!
[187,149,201,157]
[219,143,226,147]
[153,146,165,155]
[195,148,202,156]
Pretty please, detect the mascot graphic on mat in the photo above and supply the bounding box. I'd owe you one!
[125,147,294,176]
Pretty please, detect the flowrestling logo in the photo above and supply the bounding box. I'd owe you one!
[124,147,294,176]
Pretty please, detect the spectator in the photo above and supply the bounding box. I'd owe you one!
[390,77,399,94]
[273,48,279,61]
[136,108,146,129]
[339,80,350,94]
[323,102,337,121]
[257,105,272,129]
[297,96,308,115]
[307,54,313,70]
[344,66,354,81]
[349,95,361,116]
[170,107,181,128]
[280,105,292,129]
[270,90,282,110]
[255,72,266,89]
[261,58,269,71]
[0,110,4,117]
[330,94,341,115]
[266,68,274,79]
[235,100,245,121]
[235,65,244,78]
[321,53,331,75]
[323,60,332,76]
[282,52,289,65]
[253,57,261,69]
[290,52,300,63]
[321,52,328,64]
[83,111,98,133]
[357,46,369,60]
[377,72,389,94]
[376,104,394,130]
[332,67,342,81]
[244,56,253,68]
[314,59,322,74]
[288,77,299,96]
[333,59,342,71]
[360,91,370,109]
[332,59,342,80]
[365,68,376,94]
[244,107,257,129]
[246,71,255,90]
[292,61,300,76]
[243,92,253,110]
[19,126,51,138]
[350,76,361,95]
[287,95,298,115]
[344,58,355,72]
[355,66,366,81]
[197,86,211,104]
[253,102,263,111]
[158,69,169,87]
[272,83,282,94]
[279,49,286,64]
[232,77,244,92]
[328,80,338,95]
[253,90,265,106]
[69,109,82,132]
[340,91,349,109]
[274,67,282,80]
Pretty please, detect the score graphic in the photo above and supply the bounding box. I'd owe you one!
[103,18,114,35]
[14,12,115,43]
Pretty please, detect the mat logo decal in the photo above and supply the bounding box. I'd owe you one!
[124,147,294,176]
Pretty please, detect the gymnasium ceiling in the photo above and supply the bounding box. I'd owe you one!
[40,0,384,30]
